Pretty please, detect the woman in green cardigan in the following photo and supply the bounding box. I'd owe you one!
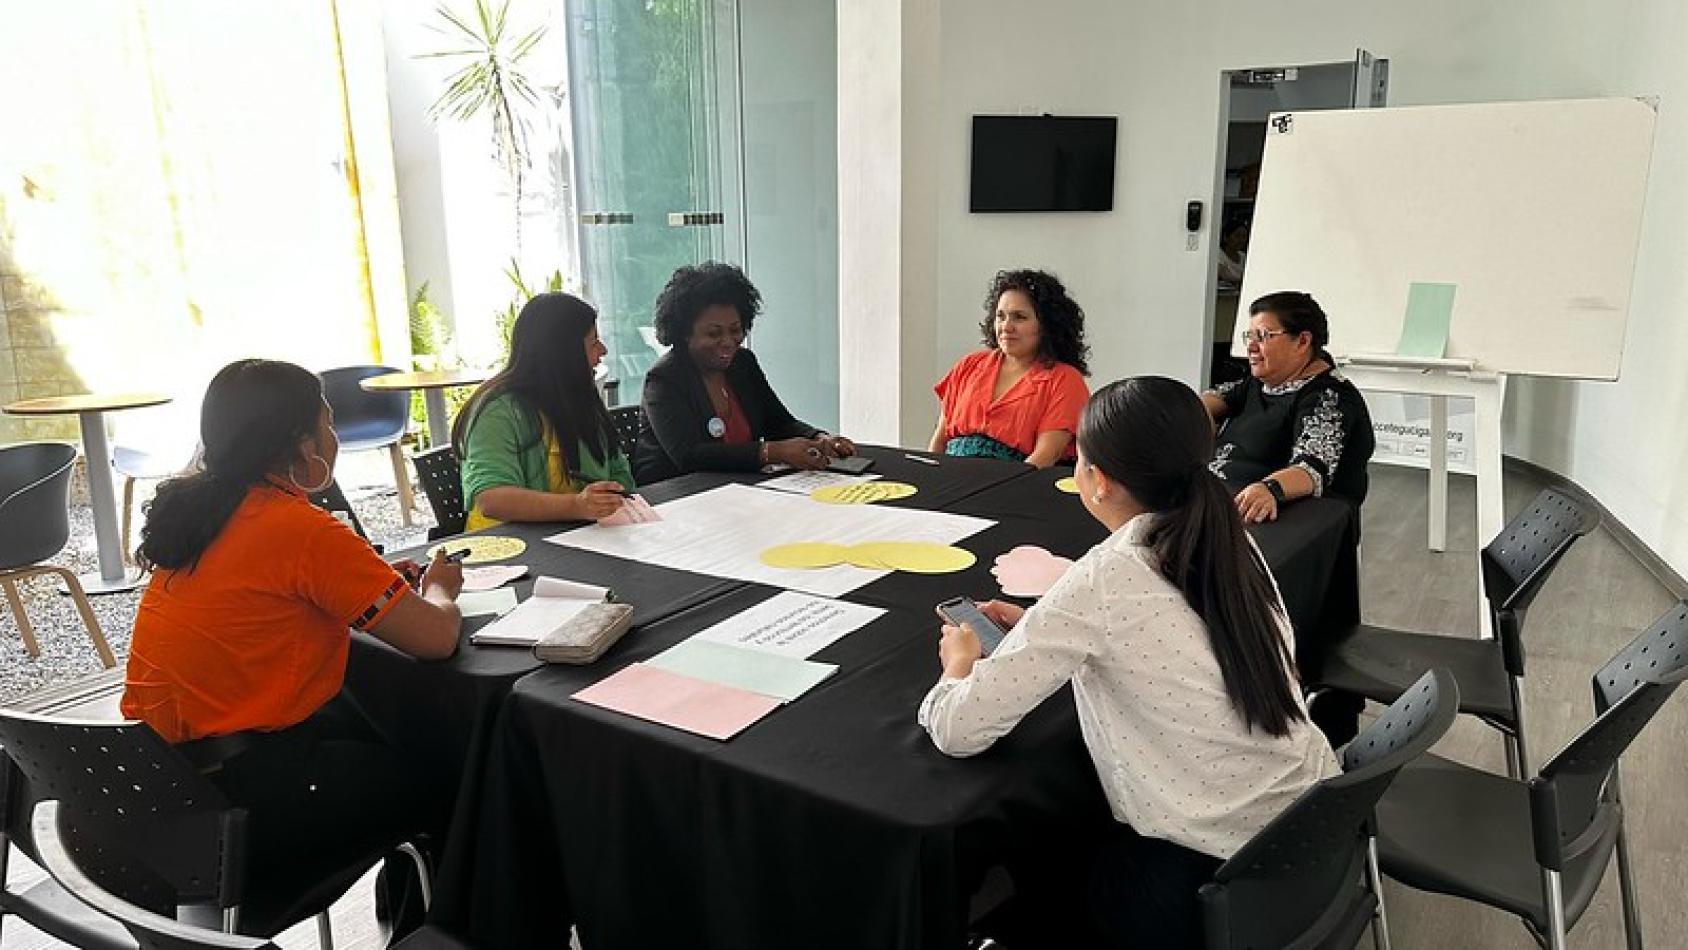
[451,292,634,529]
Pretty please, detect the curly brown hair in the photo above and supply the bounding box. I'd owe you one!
[978,269,1090,375]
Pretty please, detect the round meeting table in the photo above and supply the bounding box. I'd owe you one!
[3,391,172,594]
[358,368,488,448]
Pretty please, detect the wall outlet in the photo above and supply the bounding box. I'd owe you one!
[1185,233,1200,252]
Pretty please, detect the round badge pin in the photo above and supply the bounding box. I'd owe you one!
[707,416,726,438]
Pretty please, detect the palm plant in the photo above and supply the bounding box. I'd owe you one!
[421,0,547,247]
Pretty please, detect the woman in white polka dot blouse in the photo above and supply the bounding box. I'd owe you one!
[919,376,1339,948]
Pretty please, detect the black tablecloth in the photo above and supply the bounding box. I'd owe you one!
[343,518,742,926]
[444,463,1361,949]
[464,587,1107,950]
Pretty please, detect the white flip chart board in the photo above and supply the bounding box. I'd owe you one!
[1237,97,1656,380]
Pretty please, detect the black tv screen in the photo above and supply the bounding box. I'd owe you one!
[970,115,1117,213]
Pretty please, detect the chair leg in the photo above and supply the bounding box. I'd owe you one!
[46,568,116,669]
[120,475,135,564]
[388,444,415,528]
[316,910,335,950]
[397,841,433,911]
[0,575,40,658]
[1610,773,1644,950]
[223,905,241,933]
[1542,868,1569,950]
[1508,680,1532,778]
[1367,837,1392,950]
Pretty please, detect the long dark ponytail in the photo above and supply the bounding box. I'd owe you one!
[1078,376,1304,736]
[452,292,614,470]
[138,359,325,572]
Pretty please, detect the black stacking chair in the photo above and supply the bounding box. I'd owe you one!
[0,710,422,948]
[1,753,134,948]
[1200,669,1460,950]
[31,800,470,950]
[1312,487,1596,776]
[609,405,645,462]
[412,446,466,539]
[1374,601,1688,949]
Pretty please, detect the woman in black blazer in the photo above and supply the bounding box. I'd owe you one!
[634,262,857,484]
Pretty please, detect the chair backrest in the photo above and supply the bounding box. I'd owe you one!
[1200,669,1460,950]
[1479,487,1596,674]
[319,366,409,446]
[1530,601,1688,878]
[308,479,371,541]
[609,405,645,462]
[32,801,274,950]
[412,446,466,539]
[0,710,240,916]
[0,442,78,569]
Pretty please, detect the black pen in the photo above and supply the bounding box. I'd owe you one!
[443,547,473,563]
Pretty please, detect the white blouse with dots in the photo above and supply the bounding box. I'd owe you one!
[917,512,1339,860]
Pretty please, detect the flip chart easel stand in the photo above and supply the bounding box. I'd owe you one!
[1344,355,1506,638]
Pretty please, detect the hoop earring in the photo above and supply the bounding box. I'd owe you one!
[289,454,332,494]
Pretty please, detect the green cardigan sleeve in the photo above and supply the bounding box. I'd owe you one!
[460,394,549,507]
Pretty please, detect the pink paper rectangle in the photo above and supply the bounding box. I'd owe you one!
[597,494,662,526]
[572,662,781,740]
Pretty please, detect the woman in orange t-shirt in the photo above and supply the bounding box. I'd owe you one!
[930,269,1092,467]
[122,359,463,937]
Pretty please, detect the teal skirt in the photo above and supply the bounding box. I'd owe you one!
[944,433,1026,462]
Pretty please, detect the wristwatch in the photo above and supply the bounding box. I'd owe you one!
[1261,477,1286,504]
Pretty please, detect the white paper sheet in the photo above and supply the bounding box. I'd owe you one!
[457,588,518,618]
[689,591,884,659]
[469,576,612,646]
[544,483,994,597]
[756,471,880,495]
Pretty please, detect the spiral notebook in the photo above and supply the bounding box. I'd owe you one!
[468,576,615,647]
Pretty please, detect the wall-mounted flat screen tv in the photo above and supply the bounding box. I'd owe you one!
[970,115,1117,213]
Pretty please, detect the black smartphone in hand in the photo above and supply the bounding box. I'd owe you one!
[936,596,1009,656]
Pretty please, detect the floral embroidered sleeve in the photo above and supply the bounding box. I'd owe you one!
[1288,388,1350,497]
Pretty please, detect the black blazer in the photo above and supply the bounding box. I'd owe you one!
[634,347,822,484]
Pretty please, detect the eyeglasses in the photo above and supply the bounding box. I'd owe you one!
[1240,329,1292,345]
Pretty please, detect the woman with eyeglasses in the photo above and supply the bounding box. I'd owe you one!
[1202,291,1374,521]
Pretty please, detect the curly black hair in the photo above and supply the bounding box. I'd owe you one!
[653,261,763,346]
[978,268,1090,375]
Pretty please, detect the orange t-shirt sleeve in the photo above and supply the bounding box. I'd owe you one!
[295,517,412,632]
[1038,365,1090,436]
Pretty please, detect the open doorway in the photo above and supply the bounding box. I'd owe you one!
[1205,51,1388,387]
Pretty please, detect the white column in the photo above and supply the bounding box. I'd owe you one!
[837,0,941,447]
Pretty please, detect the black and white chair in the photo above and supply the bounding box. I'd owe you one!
[411,446,466,540]
[1311,487,1595,775]
[1200,669,1460,949]
[609,405,645,463]
[0,710,428,949]
[1373,600,1688,949]
[31,800,470,950]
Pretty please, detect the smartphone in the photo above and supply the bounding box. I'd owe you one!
[827,455,875,475]
[936,596,1009,656]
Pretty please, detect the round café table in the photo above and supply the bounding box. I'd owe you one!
[3,392,172,594]
[359,368,488,448]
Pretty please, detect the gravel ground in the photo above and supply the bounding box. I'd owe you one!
[0,453,436,705]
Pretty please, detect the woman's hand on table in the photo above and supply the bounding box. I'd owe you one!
[823,434,856,457]
[769,437,833,470]
[1234,482,1279,523]
[574,481,628,520]
[976,599,1024,630]
[420,549,464,600]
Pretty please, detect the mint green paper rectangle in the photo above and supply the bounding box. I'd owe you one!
[647,638,838,703]
[1397,282,1457,358]
[458,587,518,619]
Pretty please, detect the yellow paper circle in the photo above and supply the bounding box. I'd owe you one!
[760,542,852,569]
[842,542,902,569]
[429,535,528,564]
[1054,477,1079,494]
[809,481,919,505]
[858,541,976,574]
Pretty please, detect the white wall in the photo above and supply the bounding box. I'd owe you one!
[886,0,1688,576]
